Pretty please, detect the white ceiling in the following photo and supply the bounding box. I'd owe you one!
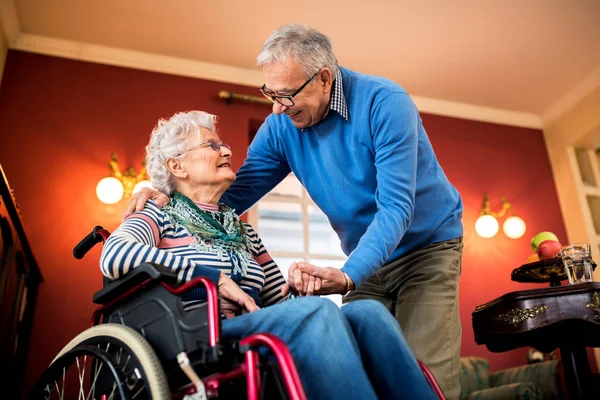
[4,0,600,125]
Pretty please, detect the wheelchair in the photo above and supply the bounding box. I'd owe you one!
[29,226,446,400]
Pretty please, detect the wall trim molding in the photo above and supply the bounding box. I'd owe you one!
[411,96,542,129]
[542,68,600,124]
[11,33,544,129]
[12,33,265,87]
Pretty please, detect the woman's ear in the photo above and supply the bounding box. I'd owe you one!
[165,158,187,179]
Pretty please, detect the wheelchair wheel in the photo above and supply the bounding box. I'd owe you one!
[29,323,170,400]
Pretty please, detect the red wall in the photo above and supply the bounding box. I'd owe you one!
[421,114,577,371]
[0,50,583,391]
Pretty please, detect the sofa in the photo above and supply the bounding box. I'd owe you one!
[459,357,561,400]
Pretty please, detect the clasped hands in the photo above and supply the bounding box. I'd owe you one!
[218,262,352,319]
[281,262,354,297]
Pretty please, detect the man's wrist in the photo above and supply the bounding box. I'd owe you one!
[343,272,354,296]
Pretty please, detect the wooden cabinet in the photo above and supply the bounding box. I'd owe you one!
[0,164,42,398]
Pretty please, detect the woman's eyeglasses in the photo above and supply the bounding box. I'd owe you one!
[176,139,231,157]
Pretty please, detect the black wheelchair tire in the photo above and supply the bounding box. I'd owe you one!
[31,323,170,400]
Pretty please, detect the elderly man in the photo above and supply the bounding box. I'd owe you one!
[128,24,463,399]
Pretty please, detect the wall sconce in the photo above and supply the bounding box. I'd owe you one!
[475,194,526,239]
[96,153,152,204]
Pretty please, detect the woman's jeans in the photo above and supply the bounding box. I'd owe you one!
[221,297,437,400]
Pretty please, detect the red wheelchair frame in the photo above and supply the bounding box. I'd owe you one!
[30,225,446,399]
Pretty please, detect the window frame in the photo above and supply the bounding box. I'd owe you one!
[246,174,347,265]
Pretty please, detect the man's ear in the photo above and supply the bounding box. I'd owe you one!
[165,158,187,179]
[319,68,333,92]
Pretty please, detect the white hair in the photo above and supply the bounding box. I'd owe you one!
[145,110,217,196]
[256,24,339,78]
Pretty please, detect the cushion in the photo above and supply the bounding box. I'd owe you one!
[459,357,490,400]
[467,382,542,400]
[490,360,558,399]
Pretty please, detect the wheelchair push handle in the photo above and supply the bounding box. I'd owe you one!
[73,225,110,259]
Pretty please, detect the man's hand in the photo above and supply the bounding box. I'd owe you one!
[298,262,352,295]
[217,273,260,315]
[281,262,322,297]
[282,262,351,296]
[122,187,170,220]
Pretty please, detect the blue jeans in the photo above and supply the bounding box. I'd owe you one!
[221,297,437,400]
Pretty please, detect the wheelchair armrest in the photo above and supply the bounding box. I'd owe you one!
[93,262,179,305]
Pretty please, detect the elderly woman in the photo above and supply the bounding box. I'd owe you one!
[100,110,436,400]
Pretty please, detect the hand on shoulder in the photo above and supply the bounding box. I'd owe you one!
[122,187,170,220]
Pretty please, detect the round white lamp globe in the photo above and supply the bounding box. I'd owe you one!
[96,177,124,204]
[503,216,527,239]
[475,215,499,238]
[133,179,153,195]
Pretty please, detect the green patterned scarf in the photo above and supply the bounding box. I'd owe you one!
[163,191,251,281]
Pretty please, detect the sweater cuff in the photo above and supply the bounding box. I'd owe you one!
[341,257,375,288]
[191,264,222,288]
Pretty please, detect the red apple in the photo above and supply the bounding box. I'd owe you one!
[537,240,562,259]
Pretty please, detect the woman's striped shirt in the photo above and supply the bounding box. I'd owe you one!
[100,201,288,310]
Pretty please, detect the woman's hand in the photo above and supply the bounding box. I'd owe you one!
[219,297,243,319]
[122,187,170,220]
[218,273,260,315]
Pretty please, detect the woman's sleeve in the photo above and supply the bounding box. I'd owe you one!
[244,223,290,306]
[99,203,221,285]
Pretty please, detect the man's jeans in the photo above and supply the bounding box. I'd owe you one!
[222,297,437,400]
[344,237,463,400]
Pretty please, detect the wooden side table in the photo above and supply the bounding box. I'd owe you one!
[472,282,600,400]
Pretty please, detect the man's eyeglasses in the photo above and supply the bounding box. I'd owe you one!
[176,139,231,157]
[260,70,320,107]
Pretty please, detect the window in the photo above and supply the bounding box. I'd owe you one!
[247,174,347,305]
[567,147,600,271]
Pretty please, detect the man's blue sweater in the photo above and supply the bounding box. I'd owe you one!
[222,67,463,286]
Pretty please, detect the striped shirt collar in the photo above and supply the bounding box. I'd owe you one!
[323,68,349,121]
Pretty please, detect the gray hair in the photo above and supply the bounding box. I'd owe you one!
[145,110,217,196]
[256,24,339,79]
